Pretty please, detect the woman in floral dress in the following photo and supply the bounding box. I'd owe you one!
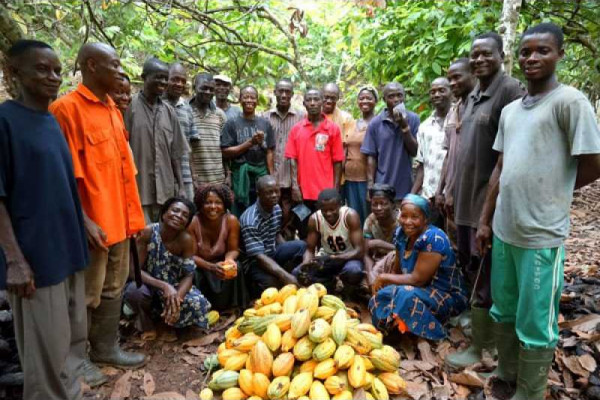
[369,194,468,340]
[124,197,211,340]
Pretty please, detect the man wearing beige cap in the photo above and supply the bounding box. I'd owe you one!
[214,74,242,121]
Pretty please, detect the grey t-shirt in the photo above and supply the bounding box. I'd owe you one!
[492,85,600,249]
[220,115,275,166]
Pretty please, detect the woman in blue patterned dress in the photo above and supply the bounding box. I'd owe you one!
[369,194,468,340]
[124,197,211,340]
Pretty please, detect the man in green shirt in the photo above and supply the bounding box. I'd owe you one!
[478,23,600,399]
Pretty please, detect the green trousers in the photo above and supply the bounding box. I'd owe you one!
[490,235,564,349]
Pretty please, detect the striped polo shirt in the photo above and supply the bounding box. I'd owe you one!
[240,201,282,269]
[189,103,227,184]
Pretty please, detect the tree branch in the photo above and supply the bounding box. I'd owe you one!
[83,0,116,48]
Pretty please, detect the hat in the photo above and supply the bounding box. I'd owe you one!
[214,74,232,84]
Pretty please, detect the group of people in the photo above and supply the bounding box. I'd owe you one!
[2,20,600,400]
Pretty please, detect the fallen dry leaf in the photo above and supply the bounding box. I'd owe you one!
[417,339,438,365]
[181,355,198,365]
[144,392,185,399]
[183,331,220,347]
[352,387,367,400]
[143,371,156,397]
[578,353,597,372]
[185,389,197,399]
[448,370,485,388]
[110,370,132,399]
[186,347,209,357]
[404,380,429,400]
[559,314,600,332]
[400,359,436,372]
[101,366,121,377]
[562,355,590,378]
[453,383,471,399]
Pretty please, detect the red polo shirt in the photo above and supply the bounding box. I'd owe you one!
[284,115,345,200]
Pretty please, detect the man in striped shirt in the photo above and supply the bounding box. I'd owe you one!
[240,175,306,297]
[189,73,227,185]
[165,62,196,200]
[263,78,305,238]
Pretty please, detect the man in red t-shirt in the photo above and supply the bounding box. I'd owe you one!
[285,88,344,215]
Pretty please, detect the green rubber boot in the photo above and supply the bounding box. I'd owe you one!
[511,346,555,400]
[89,297,147,368]
[445,306,495,370]
[494,322,519,382]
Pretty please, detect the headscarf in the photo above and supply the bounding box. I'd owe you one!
[401,193,431,220]
[358,85,378,102]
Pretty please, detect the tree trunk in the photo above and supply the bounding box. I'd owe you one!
[498,0,522,75]
[1,4,25,99]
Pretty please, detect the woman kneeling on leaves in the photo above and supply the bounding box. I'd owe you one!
[124,197,211,341]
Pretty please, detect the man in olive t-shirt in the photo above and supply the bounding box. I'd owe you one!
[445,32,525,371]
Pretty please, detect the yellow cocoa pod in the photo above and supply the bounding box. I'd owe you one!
[283,295,299,314]
[224,353,249,371]
[250,340,273,377]
[365,392,375,400]
[355,323,378,334]
[277,284,297,304]
[320,294,346,310]
[273,313,292,332]
[346,308,359,319]
[245,354,253,372]
[288,372,313,400]
[371,377,389,400]
[296,287,307,298]
[218,342,227,353]
[298,292,319,317]
[297,397,310,400]
[307,283,327,298]
[361,331,383,349]
[199,388,214,400]
[309,380,330,400]
[369,345,400,372]
[299,359,318,373]
[252,372,270,399]
[207,310,220,326]
[347,318,360,328]
[291,308,311,338]
[315,306,336,322]
[222,387,247,400]
[256,302,283,316]
[335,371,349,388]
[233,333,261,352]
[226,326,243,348]
[363,357,374,371]
[238,369,254,396]
[378,372,407,395]
[333,344,355,370]
[219,349,244,367]
[348,355,366,388]
[243,308,258,318]
[363,371,374,389]
[254,299,263,309]
[281,329,297,352]
[345,329,372,355]
[267,376,290,400]
[293,336,315,362]
[332,390,353,400]
[312,338,336,362]
[247,397,262,400]
[331,309,348,346]
[324,375,347,395]
[263,323,282,353]
[313,358,338,380]
[308,318,332,343]
[261,287,279,305]
[272,352,295,377]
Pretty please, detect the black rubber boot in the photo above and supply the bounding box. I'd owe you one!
[89,297,146,368]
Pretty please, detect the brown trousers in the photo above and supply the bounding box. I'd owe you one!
[85,239,130,309]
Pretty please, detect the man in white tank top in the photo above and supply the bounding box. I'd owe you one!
[293,189,365,295]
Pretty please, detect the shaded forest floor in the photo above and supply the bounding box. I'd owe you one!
[74,181,600,399]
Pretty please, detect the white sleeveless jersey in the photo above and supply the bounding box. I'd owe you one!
[316,206,354,256]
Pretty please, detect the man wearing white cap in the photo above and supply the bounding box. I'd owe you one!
[214,74,242,121]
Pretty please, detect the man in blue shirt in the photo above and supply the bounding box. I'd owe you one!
[0,40,89,400]
[361,82,420,202]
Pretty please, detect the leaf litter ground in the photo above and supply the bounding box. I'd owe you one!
[83,182,600,400]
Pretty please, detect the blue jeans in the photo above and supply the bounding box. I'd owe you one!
[343,181,368,225]
[245,240,306,296]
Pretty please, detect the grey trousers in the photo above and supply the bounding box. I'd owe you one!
[8,270,87,400]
